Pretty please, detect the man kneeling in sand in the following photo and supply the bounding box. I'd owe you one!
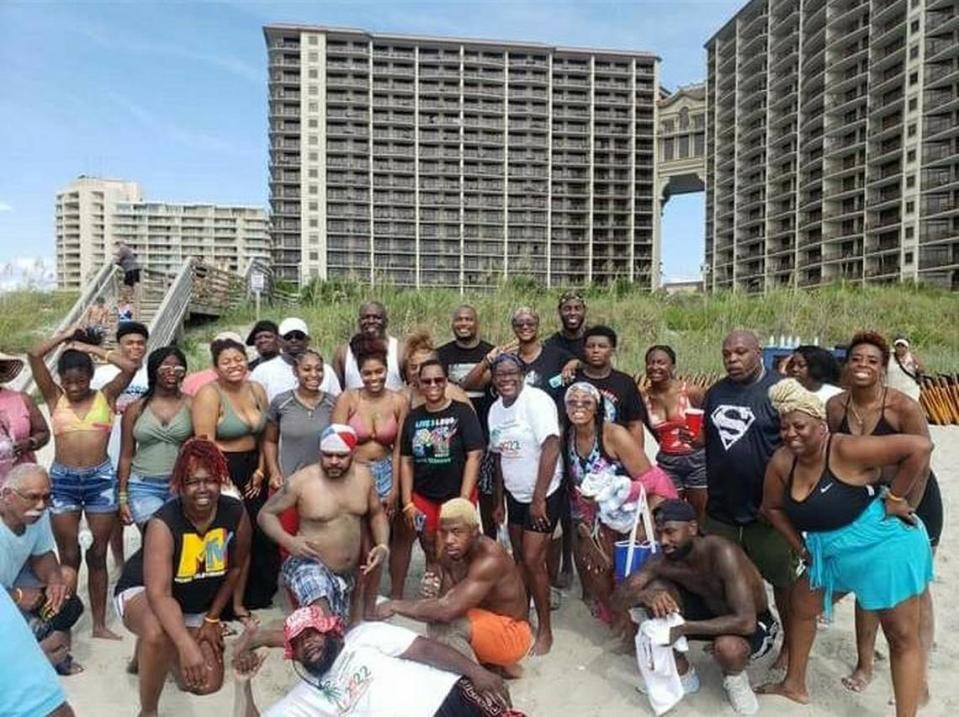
[612,500,779,716]
[375,498,532,677]
[258,424,390,620]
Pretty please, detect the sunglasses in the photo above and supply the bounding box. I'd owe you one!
[283,331,307,341]
[420,377,447,386]
[157,365,187,376]
[12,487,52,505]
[512,320,537,328]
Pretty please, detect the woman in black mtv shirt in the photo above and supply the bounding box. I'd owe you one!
[114,438,251,716]
[397,360,484,587]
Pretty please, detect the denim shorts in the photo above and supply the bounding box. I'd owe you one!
[127,473,173,525]
[656,449,707,491]
[369,457,393,499]
[50,460,117,514]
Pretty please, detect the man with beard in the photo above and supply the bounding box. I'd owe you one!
[251,317,341,402]
[544,290,588,361]
[375,498,532,677]
[245,320,280,371]
[700,330,794,668]
[258,425,390,620]
[437,306,497,538]
[612,500,777,716]
[333,302,405,391]
[232,604,520,717]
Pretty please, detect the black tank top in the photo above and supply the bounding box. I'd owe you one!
[115,495,244,614]
[837,388,896,436]
[782,435,876,533]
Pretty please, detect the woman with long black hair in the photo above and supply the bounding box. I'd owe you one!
[118,347,192,530]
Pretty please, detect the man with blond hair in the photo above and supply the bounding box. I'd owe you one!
[375,498,531,676]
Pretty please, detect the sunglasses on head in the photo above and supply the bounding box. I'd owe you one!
[284,331,307,341]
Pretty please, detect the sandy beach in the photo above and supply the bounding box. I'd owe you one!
[48,425,955,716]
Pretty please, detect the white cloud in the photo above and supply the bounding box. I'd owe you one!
[0,202,12,213]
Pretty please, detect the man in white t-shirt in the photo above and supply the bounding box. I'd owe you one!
[90,320,148,567]
[232,604,520,717]
[250,317,341,402]
[487,354,563,656]
[332,301,405,390]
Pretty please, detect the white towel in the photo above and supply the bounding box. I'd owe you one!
[635,614,688,716]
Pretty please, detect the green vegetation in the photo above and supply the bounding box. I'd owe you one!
[0,290,79,353]
[179,280,959,375]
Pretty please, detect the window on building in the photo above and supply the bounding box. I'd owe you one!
[909,72,918,86]
[906,174,916,187]
[310,234,319,244]
[309,35,318,45]
[309,102,318,112]
[309,69,318,79]
[905,227,914,238]
[679,108,689,129]
[309,218,318,227]
[309,51,318,61]
[309,152,318,161]
[678,135,690,158]
[693,114,704,129]
[907,124,916,137]
[910,19,919,33]
[309,85,318,95]
[309,185,318,195]
[662,119,674,133]
[663,137,674,160]
[907,149,916,162]
[906,201,914,213]
[309,251,319,260]
[908,97,918,110]
[905,251,914,263]
[909,45,919,59]
[694,134,705,156]
[309,168,318,178]
[309,202,318,210]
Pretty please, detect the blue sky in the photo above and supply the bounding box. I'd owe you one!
[0,0,741,281]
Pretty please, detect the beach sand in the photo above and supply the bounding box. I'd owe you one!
[51,426,955,716]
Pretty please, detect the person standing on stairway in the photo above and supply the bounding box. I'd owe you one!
[114,241,141,317]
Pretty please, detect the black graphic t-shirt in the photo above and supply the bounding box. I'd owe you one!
[544,331,587,362]
[400,400,485,501]
[703,371,783,525]
[436,339,495,439]
[573,368,650,431]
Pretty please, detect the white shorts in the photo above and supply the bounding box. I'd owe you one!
[114,586,205,628]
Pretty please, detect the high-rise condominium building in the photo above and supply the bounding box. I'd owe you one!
[265,25,660,289]
[55,176,271,289]
[705,0,959,292]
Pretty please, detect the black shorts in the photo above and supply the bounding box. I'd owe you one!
[916,472,943,548]
[677,586,779,660]
[505,487,564,534]
[433,677,516,717]
[123,269,140,287]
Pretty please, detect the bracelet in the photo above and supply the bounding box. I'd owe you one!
[374,543,390,554]
[104,349,115,362]
[15,587,23,604]
[203,615,221,624]
[886,492,907,503]
[118,495,128,505]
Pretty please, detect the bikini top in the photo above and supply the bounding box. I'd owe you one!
[348,405,399,447]
[782,435,875,533]
[51,390,113,436]
[837,387,896,436]
[566,429,622,488]
[643,382,694,454]
[215,384,267,440]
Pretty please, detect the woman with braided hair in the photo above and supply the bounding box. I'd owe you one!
[114,437,251,716]
[757,379,933,717]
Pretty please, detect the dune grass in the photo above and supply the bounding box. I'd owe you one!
[177,279,959,376]
[0,290,79,353]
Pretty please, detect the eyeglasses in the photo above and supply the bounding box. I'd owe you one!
[512,321,537,328]
[12,488,52,505]
[284,331,307,341]
[157,365,187,376]
[420,377,446,386]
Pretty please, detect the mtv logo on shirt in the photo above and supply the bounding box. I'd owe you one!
[710,405,757,450]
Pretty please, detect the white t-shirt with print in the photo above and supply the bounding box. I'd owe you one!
[487,385,562,502]
[264,622,459,717]
[250,356,342,403]
[91,364,149,465]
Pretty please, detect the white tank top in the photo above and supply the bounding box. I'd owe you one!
[344,335,405,390]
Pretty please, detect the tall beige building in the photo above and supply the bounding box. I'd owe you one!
[55,177,270,289]
[705,0,959,292]
[265,25,661,289]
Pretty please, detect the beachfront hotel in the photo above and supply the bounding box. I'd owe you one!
[264,25,661,289]
[705,0,959,292]
[55,176,271,289]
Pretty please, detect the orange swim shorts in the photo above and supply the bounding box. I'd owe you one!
[466,608,533,666]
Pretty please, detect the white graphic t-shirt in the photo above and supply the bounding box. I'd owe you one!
[264,623,460,717]
[487,385,562,502]
[92,364,148,464]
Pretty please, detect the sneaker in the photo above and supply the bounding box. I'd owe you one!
[723,672,759,715]
[636,666,700,695]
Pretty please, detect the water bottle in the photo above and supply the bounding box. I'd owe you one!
[78,528,94,553]
[548,373,564,389]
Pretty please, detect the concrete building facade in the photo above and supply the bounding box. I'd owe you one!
[55,177,270,289]
[265,25,661,289]
[705,0,959,292]
[657,83,707,203]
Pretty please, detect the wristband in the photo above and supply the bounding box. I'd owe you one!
[886,492,907,503]
[203,615,221,624]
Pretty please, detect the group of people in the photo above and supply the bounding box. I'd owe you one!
[0,290,940,717]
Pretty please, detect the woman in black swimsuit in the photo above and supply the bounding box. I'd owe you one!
[825,331,942,701]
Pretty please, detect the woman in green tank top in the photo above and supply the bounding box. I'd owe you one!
[118,347,192,529]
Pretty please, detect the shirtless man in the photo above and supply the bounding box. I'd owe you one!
[612,500,779,716]
[258,424,390,620]
[375,498,532,676]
